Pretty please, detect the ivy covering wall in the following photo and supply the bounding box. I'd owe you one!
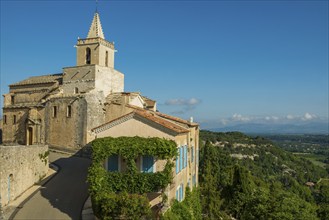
[88,136,178,219]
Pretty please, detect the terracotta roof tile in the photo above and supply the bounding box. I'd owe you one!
[134,110,188,134]
[155,112,198,127]
[92,110,189,134]
[125,104,198,128]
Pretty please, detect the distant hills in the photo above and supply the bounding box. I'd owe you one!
[204,121,329,134]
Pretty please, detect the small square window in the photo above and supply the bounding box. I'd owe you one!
[107,155,119,172]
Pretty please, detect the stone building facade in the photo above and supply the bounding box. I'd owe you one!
[2,12,199,204]
[2,12,123,150]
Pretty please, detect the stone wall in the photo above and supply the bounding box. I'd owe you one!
[85,92,106,144]
[95,66,124,96]
[2,108,29,145]
[45,96,87,150]
[76,38,115,68]
[62,65,97,94]
[3,82,58,107]
[0,145,48,207]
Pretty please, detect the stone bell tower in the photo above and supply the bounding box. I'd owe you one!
[62,11,124,96]
[76,12,115,68]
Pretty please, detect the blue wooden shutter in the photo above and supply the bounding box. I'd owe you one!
[182,146,186,169]
[142,155,154,173]
[176,154,179,174]
[184,145,188,168]
[179,186,182,201]
[179,147,183,171]
[108,154,118,171]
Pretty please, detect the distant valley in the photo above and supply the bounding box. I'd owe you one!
[203,121,328,134]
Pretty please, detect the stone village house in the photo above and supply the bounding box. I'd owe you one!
[2,12,199,206]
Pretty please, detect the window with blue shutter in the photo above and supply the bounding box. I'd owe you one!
[107,154,119,171]
[176,154,179,174]
[142,155,154,173]
[179,186,182,201]
[184,145,188,168]
[182,146,185,168]
[179,147,183,171]
[176,184,185,202]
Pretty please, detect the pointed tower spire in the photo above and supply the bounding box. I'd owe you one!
[87,12,105,39]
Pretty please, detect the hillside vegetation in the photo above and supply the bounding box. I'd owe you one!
[195,130,329,219]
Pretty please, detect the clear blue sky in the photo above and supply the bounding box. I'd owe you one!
[1,0,328,128]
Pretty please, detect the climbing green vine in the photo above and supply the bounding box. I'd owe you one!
[38,150,49,165]
[88,136,178,219]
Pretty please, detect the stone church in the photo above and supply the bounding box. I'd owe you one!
[2,11,199,206]
[3,12,123,149]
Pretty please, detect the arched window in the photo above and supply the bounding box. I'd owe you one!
[86,47,91,64]
[105,51,108,67]
[74,87,79,94]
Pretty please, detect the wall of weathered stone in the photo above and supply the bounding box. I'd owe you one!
[62,65,97,94]
[85,92,106,144]
[104,102,134,122]
[2,108,29,145]
[8,83,58,105]
[76,38,115,68]
[45,96,87,150]
[95,66,124,96]
[0,145,48,207]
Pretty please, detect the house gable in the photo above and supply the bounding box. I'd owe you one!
[94,114,176,139]
[92,109,189,140]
